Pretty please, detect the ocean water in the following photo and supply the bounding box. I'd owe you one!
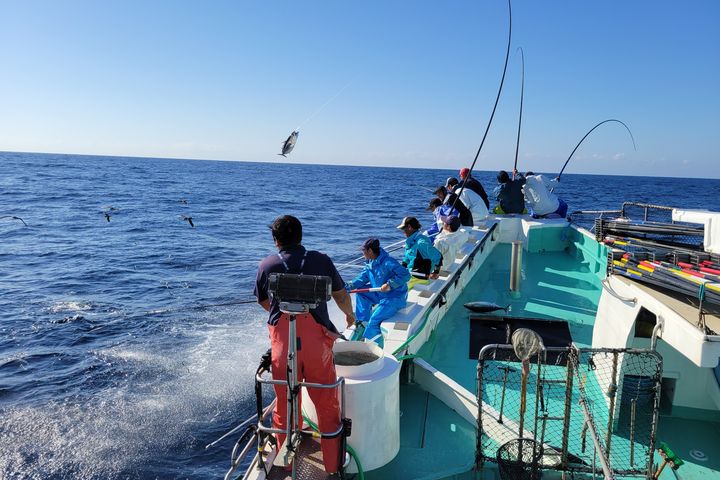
[1,152,718,479]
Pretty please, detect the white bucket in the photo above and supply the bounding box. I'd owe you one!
[302,340,400,473]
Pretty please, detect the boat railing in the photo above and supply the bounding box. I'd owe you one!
[223,369,348,480]
[392,222,499,358]
[475,343,662,479]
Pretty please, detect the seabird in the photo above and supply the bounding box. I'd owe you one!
[0,215,27,226]
[180,215,194,228]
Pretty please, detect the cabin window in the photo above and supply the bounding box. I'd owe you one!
[634,307,657,338]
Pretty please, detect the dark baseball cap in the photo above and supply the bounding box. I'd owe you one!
[445,177,459,188]
[442,215,461,231]
[397,216,421,230]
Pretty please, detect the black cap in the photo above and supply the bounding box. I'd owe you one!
[397,216,421,230]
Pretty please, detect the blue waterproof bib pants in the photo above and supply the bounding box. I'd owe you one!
[355,291,407,346]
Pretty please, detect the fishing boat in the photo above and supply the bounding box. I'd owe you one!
[220,202,720,480]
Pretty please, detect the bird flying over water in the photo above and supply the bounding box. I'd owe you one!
[100,206,119,222]
[0,215,27,226]
[180,215,194,228]
[278,131,299,157]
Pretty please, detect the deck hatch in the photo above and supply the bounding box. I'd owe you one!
[469,316,573,362]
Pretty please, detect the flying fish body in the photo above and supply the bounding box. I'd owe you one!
[278,131,299,157]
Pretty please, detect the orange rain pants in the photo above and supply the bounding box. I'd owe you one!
[269,313,341,473]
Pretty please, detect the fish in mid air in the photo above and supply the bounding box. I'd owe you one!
[278,131,299,157]
[463,301,510,313]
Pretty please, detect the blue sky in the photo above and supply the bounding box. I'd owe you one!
[0,1,718,177]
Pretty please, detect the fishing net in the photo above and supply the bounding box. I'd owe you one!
[511,328,544,361]
[496,438,543,480]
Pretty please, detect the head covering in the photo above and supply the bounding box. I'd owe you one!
[459,167,470,179]
[442,215,461,231]
[427,197,443,211]
[361,237,380,252]
[397,216,421,230]
[445,177,459,189]
[434,185,447,196]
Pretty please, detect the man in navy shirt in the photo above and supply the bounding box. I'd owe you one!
[254,215,355,474]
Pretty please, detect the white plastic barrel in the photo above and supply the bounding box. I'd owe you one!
[302,341,400,473]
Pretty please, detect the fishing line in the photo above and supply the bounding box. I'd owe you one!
[557,119,637,180]
[145,298,258,316]
[453,0,512,210]
[512,47,525,178]
[294,80,353,131]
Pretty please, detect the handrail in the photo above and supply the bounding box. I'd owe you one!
[600,278,637,304]
[392,223,498,357]
[620,201,675,223]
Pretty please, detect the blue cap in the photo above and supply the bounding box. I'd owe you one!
[443,215,461,231]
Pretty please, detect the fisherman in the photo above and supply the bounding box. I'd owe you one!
[398,216,442,278]
[459,167,490,209]
[493,169,526,214]
[432,215,470,275]
[522,171,568,218]
[424,197,446,240]
[434,185,473,227]
[346,238,410,346]
[446,177,489,224]
[254,215,355,475]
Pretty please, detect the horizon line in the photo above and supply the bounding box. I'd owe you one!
[1,149,717,181]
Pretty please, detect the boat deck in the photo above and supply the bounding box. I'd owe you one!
[364,239,606,479]
[420,243,601,392]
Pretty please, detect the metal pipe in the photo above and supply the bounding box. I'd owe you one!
[560,353,574,467]
[498,366,511,423]
[578,395,615,480]
[287,313,299,477]
[206,400,276,449]
[605,352,619,459]
[532,355,542,440]
[650,316,664,350]
[630,398,636,467]
[510,240,522,292]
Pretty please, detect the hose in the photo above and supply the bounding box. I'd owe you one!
[301,412,365,480]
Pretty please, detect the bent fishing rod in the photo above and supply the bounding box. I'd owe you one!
[452,0,512,210]
[512,47,525,180]
[556,119,637,181]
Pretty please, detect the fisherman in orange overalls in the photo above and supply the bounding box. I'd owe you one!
[254,215,356,474]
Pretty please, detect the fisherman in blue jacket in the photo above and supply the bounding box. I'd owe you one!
[398,216,442,278]
[347,238,411,346]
